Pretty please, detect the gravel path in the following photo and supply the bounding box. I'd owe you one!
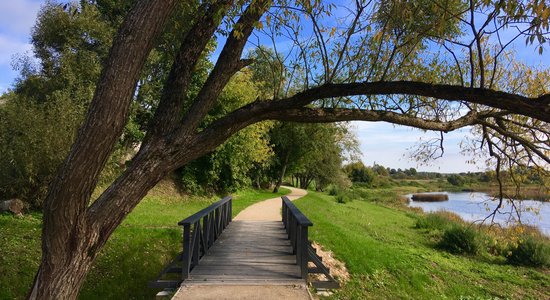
[234,186,308,221]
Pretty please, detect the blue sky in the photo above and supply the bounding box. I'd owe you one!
[0,1,546,173]
[0,0,42,93]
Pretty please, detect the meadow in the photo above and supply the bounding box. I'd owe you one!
[0,183,289,300]
[294,188,550,299]
[1,182,549,299]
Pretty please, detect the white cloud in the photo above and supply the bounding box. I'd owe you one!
[0,34,33,65]
[350,121,482,173]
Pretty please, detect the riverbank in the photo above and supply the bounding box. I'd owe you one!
[294,189,550,299]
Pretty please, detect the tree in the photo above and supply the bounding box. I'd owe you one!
[0,2,112,207]
[344,161,376,185]
[25,0,549,298]
[447,174,465,186]
[180,70,273,193]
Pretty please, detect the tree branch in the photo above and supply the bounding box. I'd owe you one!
[146,0,232,139]
[174,103,497,168]
[269,81,550,122]
[179,0,271,133]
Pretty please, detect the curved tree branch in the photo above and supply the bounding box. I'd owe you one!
[271,81,550,122]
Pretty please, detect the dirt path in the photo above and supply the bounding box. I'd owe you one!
[171,186,310,300]
[234,186,308,221]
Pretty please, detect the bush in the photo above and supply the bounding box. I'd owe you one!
[335,194,351,204]
[416,213,453,230]
[0,96,84,208]
[507,236,550,267]
[447,174,465,186]
[438,225,481,255]
[328,186,339,196]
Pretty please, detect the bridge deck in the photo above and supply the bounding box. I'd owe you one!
[183,220,303,285]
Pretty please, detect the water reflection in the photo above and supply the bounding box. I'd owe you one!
[408,192,550,236]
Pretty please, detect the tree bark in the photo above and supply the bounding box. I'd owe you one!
[29,1,177,298]
[273,152,289,193]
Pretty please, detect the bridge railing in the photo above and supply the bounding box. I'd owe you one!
[282,196,312,279]
[282,195,340,289]
[178,196,232,280]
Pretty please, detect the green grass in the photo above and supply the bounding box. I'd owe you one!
[293,191,550,299]
[0,185,289,299]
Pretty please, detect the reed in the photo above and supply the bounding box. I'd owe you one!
[411,193,449,202]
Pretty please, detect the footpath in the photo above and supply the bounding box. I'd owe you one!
[172,186,311,300]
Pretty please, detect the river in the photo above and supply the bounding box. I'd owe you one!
[408,192,550,236]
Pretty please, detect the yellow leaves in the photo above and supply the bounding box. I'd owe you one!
[373,31,383,42]
[233,30,243,39]
[329,27,336,38]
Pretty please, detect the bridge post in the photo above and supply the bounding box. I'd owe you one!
[298,225,309,279]
[182,224,191,280]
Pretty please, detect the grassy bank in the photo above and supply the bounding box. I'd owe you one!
[0,184,289,299]
[294,190,550,299]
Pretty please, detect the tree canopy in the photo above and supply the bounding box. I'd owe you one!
[3,0,547,298]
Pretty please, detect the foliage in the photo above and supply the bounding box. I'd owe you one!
[0,2,114,206]
[270,122,356,190]
[438,225,482,255]
[335,194,351,204]
[0,1,213,205]
[415,213,455,231]
[507,236,550,267]
[0,95,84,207]
[447,174,465,186]
[179,71,274,193]
[343,161,376,185]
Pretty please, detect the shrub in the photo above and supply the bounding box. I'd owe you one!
[438,225,481,255]
[416,213,452,230]
[507,236,550,267]
[328,186,339,196]
[447,174,465,186]
[335,194,351,204]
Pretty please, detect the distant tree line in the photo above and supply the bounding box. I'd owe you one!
[342,162,545,188]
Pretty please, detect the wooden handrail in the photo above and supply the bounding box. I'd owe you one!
[281,195,339,289]
[179,196,232,280]
[282,196,311,279]
[282,196,313,226]
[178,196,232,225]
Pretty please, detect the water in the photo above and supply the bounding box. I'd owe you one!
[408,192,550,236]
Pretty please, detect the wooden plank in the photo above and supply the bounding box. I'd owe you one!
[148,280,181,289]
[187,274,302,280]
[311,281,340,289]
[182,279,305,286]
[185,219,303,284]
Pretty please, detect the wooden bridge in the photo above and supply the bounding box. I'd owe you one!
[149,193,338,297]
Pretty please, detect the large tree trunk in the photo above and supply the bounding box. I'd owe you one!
[28,1,178,298]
